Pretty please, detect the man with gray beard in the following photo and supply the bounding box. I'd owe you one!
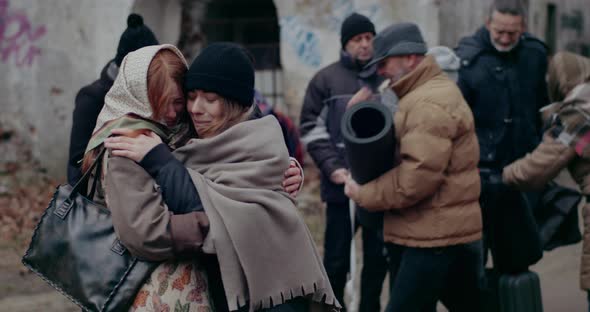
[455,0,548,273]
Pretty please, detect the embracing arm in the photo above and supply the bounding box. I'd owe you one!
[284,157,304,196]
[503,133,576,191]
[104,155,208,261]
[139,143,205,214]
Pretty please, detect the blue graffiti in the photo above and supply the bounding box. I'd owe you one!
[280,16,322,68]
[279,1,384,68]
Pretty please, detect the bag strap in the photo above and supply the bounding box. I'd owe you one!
[55,148,107,220]
[88,149,105,200]
[70,148,107,200]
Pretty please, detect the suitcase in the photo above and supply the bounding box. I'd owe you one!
[498,271,543,312]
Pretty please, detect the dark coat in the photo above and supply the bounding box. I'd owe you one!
[456,27,549,170]
[67,61,115,185]
[300,51,382,203]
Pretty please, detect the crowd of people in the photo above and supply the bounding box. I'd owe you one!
[61,0,590,311]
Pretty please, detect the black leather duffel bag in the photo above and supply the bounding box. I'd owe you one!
[22,149,159,312]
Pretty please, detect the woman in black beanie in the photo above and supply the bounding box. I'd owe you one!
[182,42,257,138]
[105,43,340,312]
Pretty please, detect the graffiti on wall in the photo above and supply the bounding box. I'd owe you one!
[0,0,47,67]
[280,16,322,68]
[280,0,384,69]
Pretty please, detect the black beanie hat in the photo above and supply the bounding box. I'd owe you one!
[184,42,255,107]
[114,14,159,66]
[340,13,376,48]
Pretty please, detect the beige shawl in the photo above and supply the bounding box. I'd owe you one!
[172,116,339,312]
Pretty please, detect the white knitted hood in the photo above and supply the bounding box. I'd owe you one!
[93,44,188,133]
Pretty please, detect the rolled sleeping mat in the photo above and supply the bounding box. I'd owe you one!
[341,101,396,230]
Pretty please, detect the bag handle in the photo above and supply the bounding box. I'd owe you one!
[54,148,106,219]
[87,148,105,200]
[71,148,106,198]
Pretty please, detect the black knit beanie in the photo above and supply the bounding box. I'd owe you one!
[114,14,159,66]
[340,13,376,48]
[184,42,255,107]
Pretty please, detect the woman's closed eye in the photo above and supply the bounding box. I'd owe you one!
[203,92,219,102]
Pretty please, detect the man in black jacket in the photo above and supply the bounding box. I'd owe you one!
[67,13,158,185]
[299,13,387,312]
[455,0,548,272]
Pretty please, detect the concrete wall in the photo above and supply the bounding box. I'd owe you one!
[438,0,492,47]
[132,0,182,45]
[274,0,450,120]
[0,0,133,179]
[529,0,590,55]
[389,0,440,47]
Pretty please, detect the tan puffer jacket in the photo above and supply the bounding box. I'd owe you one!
[503,51,590,290]
[355,56,482,248]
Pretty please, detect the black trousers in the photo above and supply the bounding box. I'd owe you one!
[323,201,388,312]
[385,241,484,312]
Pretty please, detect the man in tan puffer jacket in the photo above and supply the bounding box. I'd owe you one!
[344,23,483,312]
[503,51,590,306]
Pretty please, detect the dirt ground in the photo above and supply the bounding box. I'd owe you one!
[0,246,78,312]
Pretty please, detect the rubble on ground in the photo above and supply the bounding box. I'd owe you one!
[0,120,58,249]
